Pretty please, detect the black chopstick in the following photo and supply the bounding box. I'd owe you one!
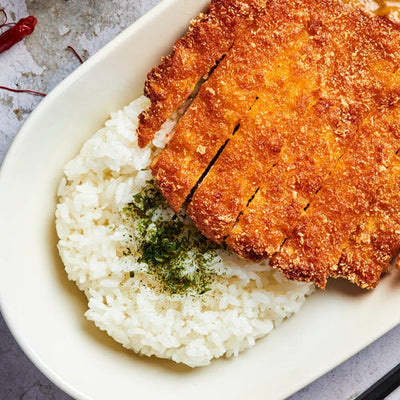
[355,363,400,400]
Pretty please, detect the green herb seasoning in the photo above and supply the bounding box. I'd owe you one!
[122,180,221,296]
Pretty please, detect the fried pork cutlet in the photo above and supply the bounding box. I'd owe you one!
[227,9,400,262]
[136,0,262,148]
[333,158,400,289]
[142,0,400,289]
[187,4,364,244]
[151,0,311,213]
[272,96,400,288]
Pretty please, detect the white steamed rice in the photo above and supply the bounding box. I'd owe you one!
[55,95,314,367]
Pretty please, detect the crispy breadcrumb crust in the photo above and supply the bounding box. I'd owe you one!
[333,159,400,289]
[151,0,308,212]
[272,101,400,288]
[187,30,324,243]
[228,8,400,268]
[136,0,261,148]
[188,1,356,244]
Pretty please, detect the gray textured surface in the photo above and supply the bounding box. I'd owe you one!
[1,0,400,399]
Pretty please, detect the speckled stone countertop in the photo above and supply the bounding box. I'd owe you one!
[1,1,400,399]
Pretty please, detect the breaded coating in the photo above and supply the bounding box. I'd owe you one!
[226,99,362,260]
[333,159,400,289]
[208,6,396,260]
[151,0,310,213]
[136,0,261,148]
[186,30,328,243]
[188,3,372,244]
[228,8,400,262]
[272,99,400,289]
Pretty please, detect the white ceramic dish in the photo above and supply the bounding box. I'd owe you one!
[1,0,400,399]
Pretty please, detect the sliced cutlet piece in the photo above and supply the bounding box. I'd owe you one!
[272,94,400,289]
[227,8,400,262]
[137,0,263,148]
[187,0,363,243]
[186,31,331,243]
[151,0,310,213]
[333,158,400,289]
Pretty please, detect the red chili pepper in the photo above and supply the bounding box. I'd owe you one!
[0,15,37,54]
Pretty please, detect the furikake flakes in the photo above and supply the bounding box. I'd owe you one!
[122,180,222,296]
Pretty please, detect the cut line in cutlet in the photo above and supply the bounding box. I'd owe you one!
[333,155,400,289]
[136,0,268,148]
[226,6,400,263]
[150,0,312,213]
[184,134,233,209]
[272,91,400,289]
[187,0,363,244]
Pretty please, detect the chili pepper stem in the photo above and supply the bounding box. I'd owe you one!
[0,86,46,97]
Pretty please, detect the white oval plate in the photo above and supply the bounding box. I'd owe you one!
[1,1,400,399]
